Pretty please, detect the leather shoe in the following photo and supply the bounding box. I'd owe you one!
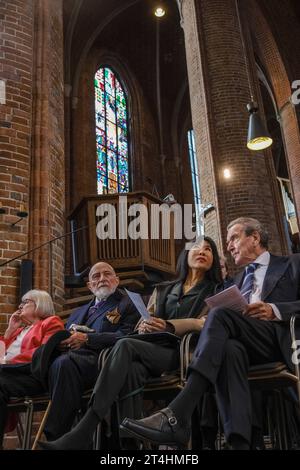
[120,407,190,448]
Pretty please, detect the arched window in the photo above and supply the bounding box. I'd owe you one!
[95,67,130,194]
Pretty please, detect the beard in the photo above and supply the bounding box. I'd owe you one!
[93,285,117,300]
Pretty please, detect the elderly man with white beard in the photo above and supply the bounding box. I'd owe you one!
[42,262,139,441]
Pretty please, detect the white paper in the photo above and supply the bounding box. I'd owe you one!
[125,289,151,320]
[205,285,247,312]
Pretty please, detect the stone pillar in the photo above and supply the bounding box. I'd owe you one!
[0,0,35,329]
[29,0,65,309]
[177,0,285,255]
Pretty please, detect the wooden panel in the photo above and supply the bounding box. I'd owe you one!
[68,192,176,275]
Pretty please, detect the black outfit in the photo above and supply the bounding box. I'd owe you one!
[88,279,216,429]
[44,289,139,439]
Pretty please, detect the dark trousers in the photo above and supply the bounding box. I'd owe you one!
[45,351,100,439]
[0,368,44,446]
[189,308,284,443]
[90,338,179,429]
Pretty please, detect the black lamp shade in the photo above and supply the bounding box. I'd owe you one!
[247,102,273,151]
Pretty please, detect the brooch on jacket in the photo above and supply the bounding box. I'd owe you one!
[106,308,121,324]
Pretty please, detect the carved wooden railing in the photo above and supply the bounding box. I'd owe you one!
[68,192,176,277]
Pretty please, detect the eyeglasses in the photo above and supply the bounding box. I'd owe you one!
[90,271,116,282]
[19,299,35,308]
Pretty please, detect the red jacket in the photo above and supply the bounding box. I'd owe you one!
[0,315,64,364]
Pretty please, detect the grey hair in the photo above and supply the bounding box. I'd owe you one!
[22,289,55,318]
[227,217,269,249]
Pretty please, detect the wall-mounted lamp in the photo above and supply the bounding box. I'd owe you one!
[163,193,176,203]
[11,205,28,226]
[223,168,231,179]
[203,203,215,216]
[235,0,273,152]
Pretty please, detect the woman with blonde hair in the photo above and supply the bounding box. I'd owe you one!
[0,289,64,447]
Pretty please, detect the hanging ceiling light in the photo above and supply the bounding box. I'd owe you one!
[247,101,273,150]
[154,5,166,17]
[235,0,273,152]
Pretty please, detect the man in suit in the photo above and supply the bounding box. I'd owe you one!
[43,261,139,440]
[121,217,300,449]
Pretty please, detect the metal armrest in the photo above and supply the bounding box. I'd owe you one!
[180,332,200,384]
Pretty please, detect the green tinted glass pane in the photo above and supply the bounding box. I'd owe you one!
[95,67,129,195]
[118,155,129,192]
[107,120,117,153]
[106,92,116,124]
[118,126,128,156]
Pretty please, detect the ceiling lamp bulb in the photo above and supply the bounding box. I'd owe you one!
[223,168,231,179]
[154,6,166,17]
[247,101,273,151]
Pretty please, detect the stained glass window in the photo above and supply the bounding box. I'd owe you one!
[95,67,130,194]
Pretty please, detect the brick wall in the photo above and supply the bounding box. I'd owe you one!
[26,0,65,311]
[180,0,286,258]
[0,0,34,331]
[249,0,300,232]
[0,0,65,333]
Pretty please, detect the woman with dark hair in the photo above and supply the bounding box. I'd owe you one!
[39,237,222,450]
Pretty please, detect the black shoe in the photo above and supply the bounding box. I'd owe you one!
[120,407,190,448]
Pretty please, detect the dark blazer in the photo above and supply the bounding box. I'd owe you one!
[234,253,300,369]
[155,280,217,321]
[65,288,140,351]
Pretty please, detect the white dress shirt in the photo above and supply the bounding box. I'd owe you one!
[250,251,281,320]
[4,325,33,363]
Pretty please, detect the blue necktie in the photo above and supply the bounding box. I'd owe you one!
[240,263,259,303]
[88,300,105,317]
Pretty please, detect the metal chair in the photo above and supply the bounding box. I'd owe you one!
[96,333,196,449]
[172,322,300,450]
[6,394,51,450]
[246,314,300,449]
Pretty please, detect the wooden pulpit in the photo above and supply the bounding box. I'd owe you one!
[68,192,176,283]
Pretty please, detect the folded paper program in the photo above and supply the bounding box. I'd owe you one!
[124,289,151,321]
[205,285,247,312]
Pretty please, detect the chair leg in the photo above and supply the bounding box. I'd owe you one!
[16,415,24,448]
[216,413,223,450]
[273,391,288,450]
[266,397,275,449]
[31,401,52,450]
[22,399,34,450]
[277,391,289,450]
[93,422,102,450]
